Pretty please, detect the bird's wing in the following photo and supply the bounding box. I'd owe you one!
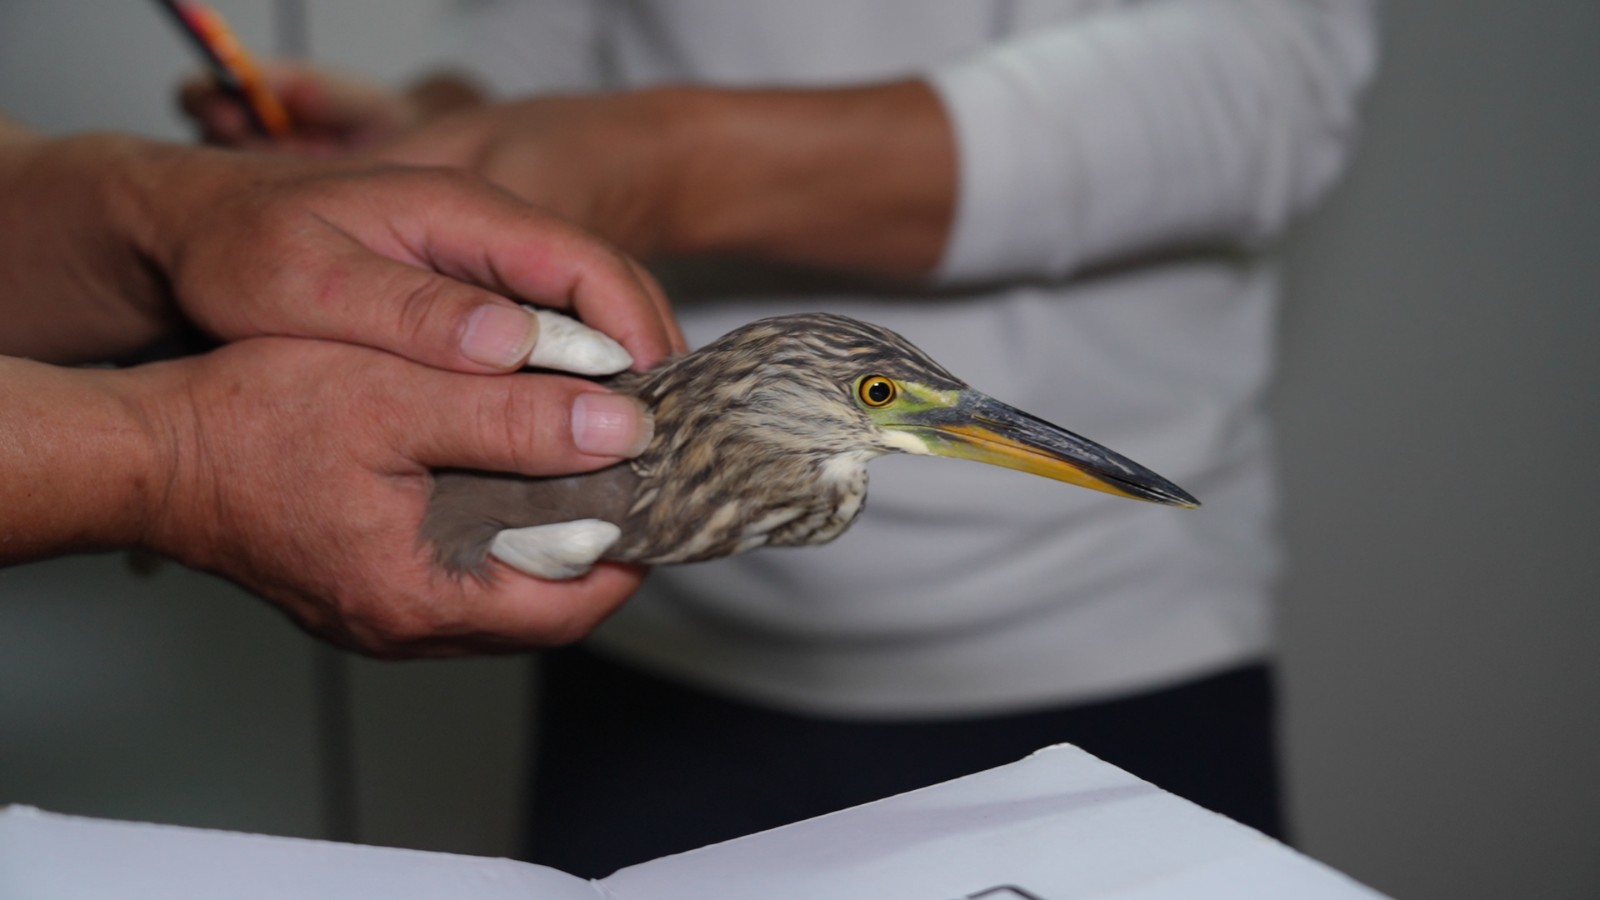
[422,464,642,575]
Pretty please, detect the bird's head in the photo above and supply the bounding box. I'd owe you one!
[630,314,1198,508]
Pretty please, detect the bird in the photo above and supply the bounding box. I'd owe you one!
[423,312,1198,581]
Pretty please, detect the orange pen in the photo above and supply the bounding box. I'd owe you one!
[154,0,292,138]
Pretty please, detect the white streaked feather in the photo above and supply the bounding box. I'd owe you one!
[524,307,633,376]
[490,519,621,580]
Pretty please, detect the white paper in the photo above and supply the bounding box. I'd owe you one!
[0,744,1388,900]
[602,744,1385,899]
[0,805,601,900]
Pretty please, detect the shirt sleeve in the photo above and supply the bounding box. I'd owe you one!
[926,0,1379,284]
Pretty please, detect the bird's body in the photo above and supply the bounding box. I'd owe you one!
[423,313,1197,580]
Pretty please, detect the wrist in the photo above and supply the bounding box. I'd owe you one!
[53,134,185,323]
[97,137,237,283]
[0,358,172,561]
[469,85,714,261]
[106,357,216,564]
[0,133,190,360]
[619,86,726,259]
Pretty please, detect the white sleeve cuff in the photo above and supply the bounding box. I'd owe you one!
[926,1,1377,286]
[927,51,1086,284]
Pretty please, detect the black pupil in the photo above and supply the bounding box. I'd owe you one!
[867,380,892,404]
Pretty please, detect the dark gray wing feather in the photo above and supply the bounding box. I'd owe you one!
[422,464,643,574]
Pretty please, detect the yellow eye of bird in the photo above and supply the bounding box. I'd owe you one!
[859,375,897,408]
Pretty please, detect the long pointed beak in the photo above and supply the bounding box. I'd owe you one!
[894,391,1200,507]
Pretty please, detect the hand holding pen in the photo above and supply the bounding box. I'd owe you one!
[154,0,292,138]
[180,58,423,154]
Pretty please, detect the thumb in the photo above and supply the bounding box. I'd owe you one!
[404,372,654,478]
[311,257,631,375]
[325,256,553,373]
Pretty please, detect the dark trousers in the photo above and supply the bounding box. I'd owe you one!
[523,646,1285,878]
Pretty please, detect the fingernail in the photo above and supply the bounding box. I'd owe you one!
[462,304,539,369]
[572,393,654,458]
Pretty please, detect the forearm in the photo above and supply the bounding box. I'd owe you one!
[657,81,956,277]
[459,81,957,279]
[0,356,163,562]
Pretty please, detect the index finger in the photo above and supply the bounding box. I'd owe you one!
[379,174,683,370]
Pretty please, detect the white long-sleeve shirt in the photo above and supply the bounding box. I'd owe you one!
[444,0,1378,717]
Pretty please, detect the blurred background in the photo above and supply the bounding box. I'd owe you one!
[0,2,1594,897]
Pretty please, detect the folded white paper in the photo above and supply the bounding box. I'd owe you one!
[0,743,1387,899]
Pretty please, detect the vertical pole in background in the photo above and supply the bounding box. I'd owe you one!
[272,0,361,847]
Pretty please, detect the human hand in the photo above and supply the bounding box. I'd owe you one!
[180,60,419,155]
[124,143,684,373]
[126,337,654,656]
[1,134,682,367]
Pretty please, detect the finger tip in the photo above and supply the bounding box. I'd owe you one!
[572,391,654,458]
[461,303,540,370]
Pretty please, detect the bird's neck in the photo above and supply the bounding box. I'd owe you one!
[622,448,876,565]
